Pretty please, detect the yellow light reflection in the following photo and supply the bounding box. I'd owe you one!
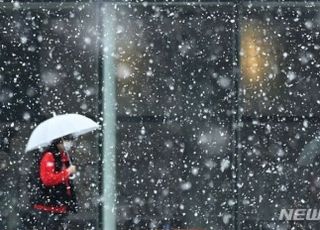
[240,21,278,86]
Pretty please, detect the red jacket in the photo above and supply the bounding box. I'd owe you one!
[34,151,72,213]
[40,152,70,186]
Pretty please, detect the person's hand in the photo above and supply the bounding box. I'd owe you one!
[67,165,76,175]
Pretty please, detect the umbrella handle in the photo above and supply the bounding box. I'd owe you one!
[66,151,76,180]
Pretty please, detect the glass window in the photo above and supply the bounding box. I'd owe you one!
[239,3,320,229]
[109,3,237,229]
[0,4,101,229]
[115,4,235,120]
[239,121,320,229]
[241,4,320,117]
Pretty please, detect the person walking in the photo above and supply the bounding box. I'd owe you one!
[28,135,78,230]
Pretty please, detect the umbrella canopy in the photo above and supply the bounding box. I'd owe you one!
[26,113,99,152]
[298,136,320,166]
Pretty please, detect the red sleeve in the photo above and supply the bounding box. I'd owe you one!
[40,152,70,186]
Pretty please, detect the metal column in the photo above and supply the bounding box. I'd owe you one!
[102,4,116,230]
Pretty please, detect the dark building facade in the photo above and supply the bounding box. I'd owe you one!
[0,1,320,230]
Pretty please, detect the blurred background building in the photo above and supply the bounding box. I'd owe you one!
[1,0,320,229]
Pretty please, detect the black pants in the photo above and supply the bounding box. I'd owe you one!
[31,210,67,230]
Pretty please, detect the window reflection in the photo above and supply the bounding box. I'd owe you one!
[241,6,320,117]
[240,21,279,85]
[112,4,235,229]
[239,7,320,228]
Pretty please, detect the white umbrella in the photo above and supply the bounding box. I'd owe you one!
[25,113,99,152]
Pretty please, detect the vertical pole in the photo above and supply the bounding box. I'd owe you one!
[102,4,117,230]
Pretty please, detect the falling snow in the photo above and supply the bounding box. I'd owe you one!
[0,2,320,230]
